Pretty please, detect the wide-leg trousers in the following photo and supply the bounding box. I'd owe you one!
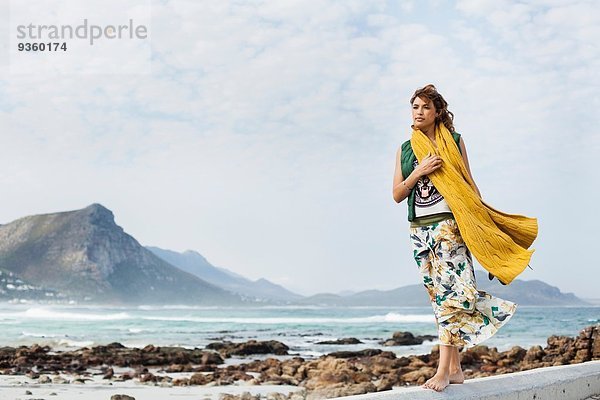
[409,217,517,348]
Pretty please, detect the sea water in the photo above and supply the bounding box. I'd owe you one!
[0,303,598,358]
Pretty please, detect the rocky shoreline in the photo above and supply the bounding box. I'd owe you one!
[1,325,598,400]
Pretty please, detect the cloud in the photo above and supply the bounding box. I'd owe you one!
[0,0,598,297]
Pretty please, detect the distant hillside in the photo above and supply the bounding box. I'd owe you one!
[0,269,66,301]
[581,298,600,306]
[0,204,246,305]
[147,247,303,302]
[291,270,590,307]
[475,272,589,306]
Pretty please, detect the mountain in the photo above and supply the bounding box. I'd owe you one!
[0,204,246,305]
[0,203,588,307]
[291,270,590,307]
[147,247,303,302]
[474,272,588,306]
[581,298,600,306]
[293,284,427,307]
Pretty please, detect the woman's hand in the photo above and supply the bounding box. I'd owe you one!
[415,152,443,177]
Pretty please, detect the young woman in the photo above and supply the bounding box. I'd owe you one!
[391,84,537,392]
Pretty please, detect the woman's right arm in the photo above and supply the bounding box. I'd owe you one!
[392,147,418,203]
[392,147,442,203]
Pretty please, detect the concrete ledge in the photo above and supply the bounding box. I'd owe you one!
[337,360,600,400]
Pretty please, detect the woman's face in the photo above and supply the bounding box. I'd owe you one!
[411,96,437,132]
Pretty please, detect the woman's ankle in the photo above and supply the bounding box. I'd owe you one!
[449,365,463,374]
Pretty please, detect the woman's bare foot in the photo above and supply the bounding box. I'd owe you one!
[422,371,450,391]
[448,368,464,384]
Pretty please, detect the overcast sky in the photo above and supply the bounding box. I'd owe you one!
[1,0,598,298]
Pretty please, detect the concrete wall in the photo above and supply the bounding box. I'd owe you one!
[337,360,600,400]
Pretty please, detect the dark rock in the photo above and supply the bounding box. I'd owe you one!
[173,377,190,386]
[103,367,114,379]
[480,364,498,373]
[189,372,213,385]
[305,383,377,400]
[111,395,136,400]
[316,338,362,345]
[202,351,224,365]
[375,375,396,391]
[593,326,600,360]
[401,367,436,384]
[116,371,134,381]
[219,392,260,400]
[326,349,382,359]
[206,340,289,357]
[142,345,157,353]
[166,363,192,372]
[139,372,157,383]
[380,331,437,346]
[523,345,545,363]
[504,346,527,363]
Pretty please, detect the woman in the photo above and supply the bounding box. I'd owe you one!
[391,84,537,392]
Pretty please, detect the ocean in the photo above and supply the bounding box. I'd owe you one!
[1,303,598,358]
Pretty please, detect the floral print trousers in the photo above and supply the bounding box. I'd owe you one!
[410,217,517,348]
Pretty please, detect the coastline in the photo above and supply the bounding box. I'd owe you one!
[0,373,304,400]
[0,324,598,400]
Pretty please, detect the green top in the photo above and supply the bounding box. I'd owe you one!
[410,212,455,228]
[400,131,462,222]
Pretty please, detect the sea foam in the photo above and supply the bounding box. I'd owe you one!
[142,312,434,324]
[20,307,131,321]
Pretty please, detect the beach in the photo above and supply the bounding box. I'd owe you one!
[0,372,303,400]
[0,322,598,400]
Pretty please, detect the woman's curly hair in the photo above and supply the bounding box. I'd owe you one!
[410,84,455,133]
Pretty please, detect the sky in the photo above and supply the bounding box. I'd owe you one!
[0,0,598,298]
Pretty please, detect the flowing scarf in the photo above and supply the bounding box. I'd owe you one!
[410,123,538,285]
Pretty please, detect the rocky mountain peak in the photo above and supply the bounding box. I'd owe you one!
[82,203,114,221]
[0,205,244,304]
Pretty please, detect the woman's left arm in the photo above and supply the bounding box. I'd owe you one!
[458,137,482,198]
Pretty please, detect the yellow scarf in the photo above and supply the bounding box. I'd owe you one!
[410,123,538,285]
